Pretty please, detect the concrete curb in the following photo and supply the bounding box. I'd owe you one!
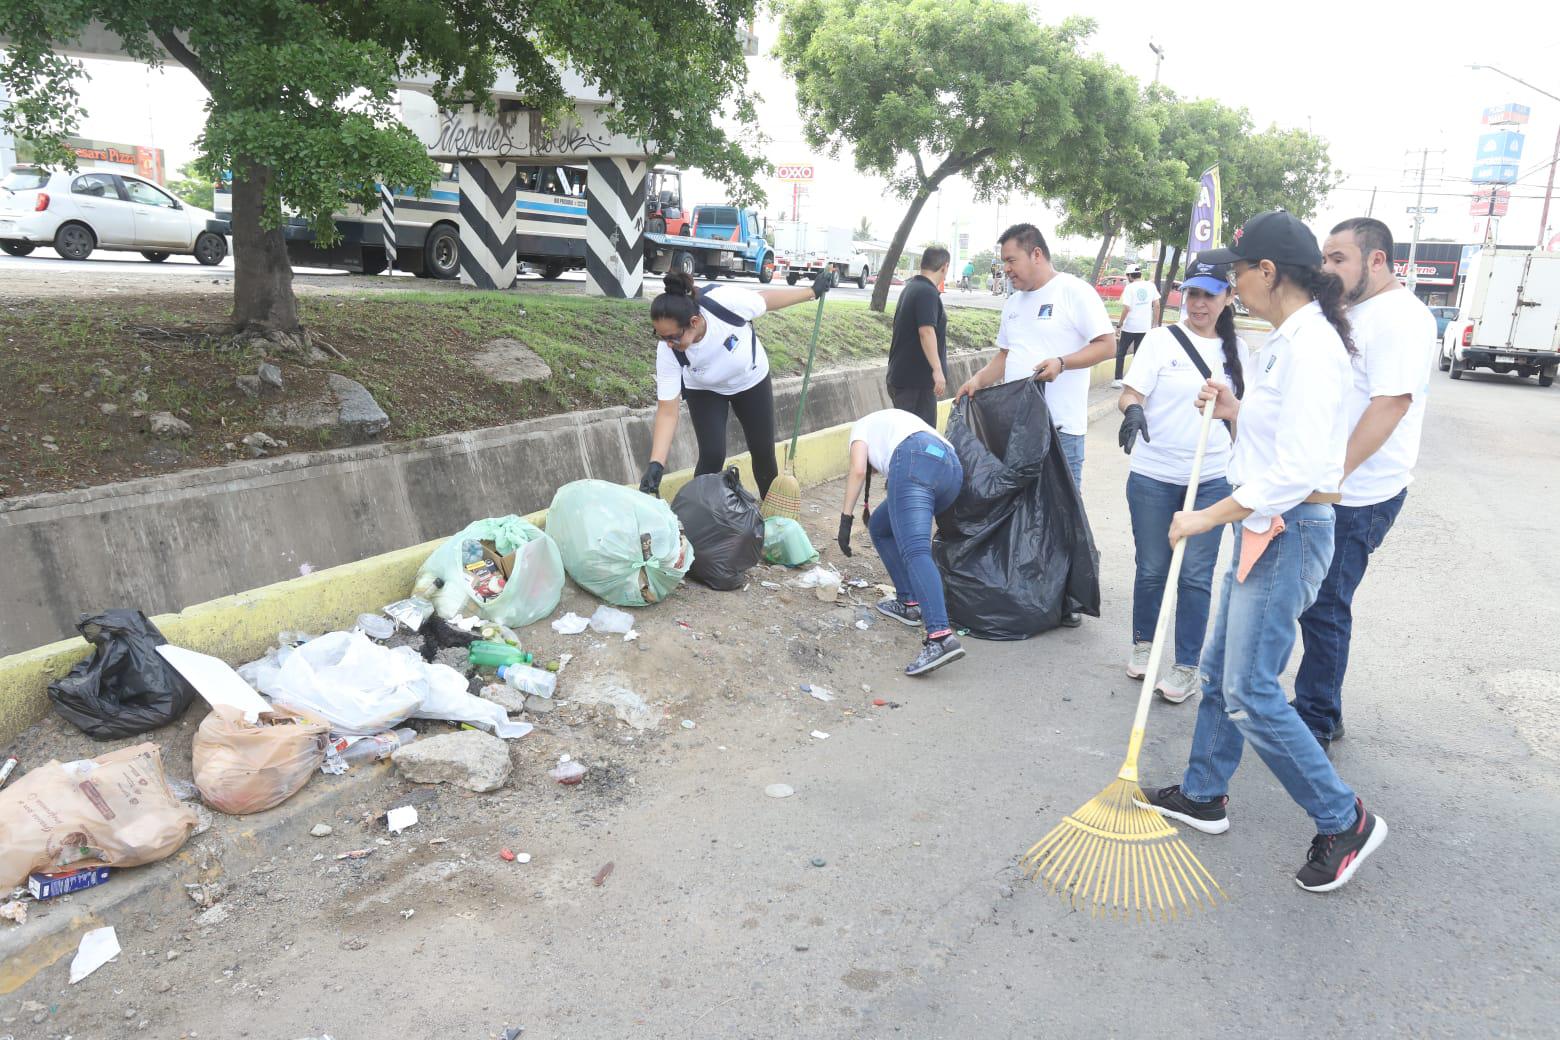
[0,361,1123,744]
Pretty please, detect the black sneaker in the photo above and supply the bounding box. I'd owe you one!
[875,598,923,628]
[1134,784,1230,835]
[1295,799,1387,893]
[905,634,965,676]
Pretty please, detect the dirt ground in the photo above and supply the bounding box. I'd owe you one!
[1,483,921,1039]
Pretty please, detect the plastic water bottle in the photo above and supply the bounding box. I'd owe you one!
[338,728,417,764]
[468,640,532,669]
[498,663,557,699]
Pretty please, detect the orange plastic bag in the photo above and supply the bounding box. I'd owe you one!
[192,707,328,816]
[0,743,198,888]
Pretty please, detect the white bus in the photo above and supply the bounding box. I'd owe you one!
[212,163,588,279]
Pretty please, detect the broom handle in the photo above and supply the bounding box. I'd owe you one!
[787,292,829,466]
[1118,397,1218,783]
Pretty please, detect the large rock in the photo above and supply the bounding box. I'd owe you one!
[148,411,192,438]
[391,731,511,792]
[471,338,552,384]
[266,374,389,444]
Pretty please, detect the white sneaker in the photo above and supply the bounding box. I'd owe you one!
[1156,664,1199,704]
[1126,642,1151,680]
[1109,379,1123,388]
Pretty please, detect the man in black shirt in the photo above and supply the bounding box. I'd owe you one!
[885,246,951,427]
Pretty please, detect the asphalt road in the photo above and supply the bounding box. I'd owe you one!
[74,350,1551,1040]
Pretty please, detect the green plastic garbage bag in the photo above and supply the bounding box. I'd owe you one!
[414,516,564,627]
[762,516,819,566]
[547,480,695,606]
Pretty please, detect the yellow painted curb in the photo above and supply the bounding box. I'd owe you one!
[0,419,862,746]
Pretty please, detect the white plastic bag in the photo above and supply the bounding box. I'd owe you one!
[402,648,533,739]
[239,632,423,735]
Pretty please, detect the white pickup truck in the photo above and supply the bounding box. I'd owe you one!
[772,220,871,288]
[1439,246,1560,387]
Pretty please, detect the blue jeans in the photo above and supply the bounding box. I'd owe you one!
[1126,472,1232,666]
[1181,503,1359,834]
[1293,490,1407,740]
[1058,431,1085,489]
[868,433,964,635]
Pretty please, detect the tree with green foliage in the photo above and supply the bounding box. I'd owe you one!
[777,0,1132,312]
[165,159,215,211]
[853,215,872,241]
[0,1,763,336]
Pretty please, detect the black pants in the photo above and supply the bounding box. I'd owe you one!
[1114,330,1146,379]
[888,382,938,428]
[683,375,780,498]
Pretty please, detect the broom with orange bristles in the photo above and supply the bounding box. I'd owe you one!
[1020,397,1227,922]
[760,291,828,521]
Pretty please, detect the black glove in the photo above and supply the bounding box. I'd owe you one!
[836,513,854,557]
[639,461,665,497]
[811,269,833,299]
[1118,403,1150,455]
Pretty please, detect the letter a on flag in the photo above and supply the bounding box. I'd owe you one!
[1187,165,1221,268]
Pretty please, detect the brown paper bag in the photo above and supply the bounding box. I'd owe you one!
[192,707,328,816]
[0,742,198,888]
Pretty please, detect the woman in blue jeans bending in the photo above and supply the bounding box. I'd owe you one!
[836,409,966,676]
[1116,260,1246,702]
[1138,210,1388,893]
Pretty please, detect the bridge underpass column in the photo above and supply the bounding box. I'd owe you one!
[457,159,517,290]
[585,158,646,298]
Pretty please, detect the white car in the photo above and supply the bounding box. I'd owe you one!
[0,166,228,265]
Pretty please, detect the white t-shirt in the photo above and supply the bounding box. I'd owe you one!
[1120,279,1162,333]
[654,286,770,399]
[1339,288,1438,507]
[1123,323,1247,485]
[848,409,951,473]
[996,272,1116,436]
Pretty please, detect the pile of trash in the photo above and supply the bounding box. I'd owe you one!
[1,476,823,915]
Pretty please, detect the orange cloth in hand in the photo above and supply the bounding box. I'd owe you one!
[1237,515,1286,583]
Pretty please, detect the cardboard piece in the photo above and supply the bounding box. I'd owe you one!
[157,645,273,722]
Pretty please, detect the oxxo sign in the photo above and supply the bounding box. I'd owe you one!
[776,164,815,183]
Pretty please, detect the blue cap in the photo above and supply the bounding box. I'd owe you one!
[1181,258,1232,295]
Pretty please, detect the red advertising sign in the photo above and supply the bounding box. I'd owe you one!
[775,164,815,183]
[1392,258,1459,286]
[1470,186,1510,217]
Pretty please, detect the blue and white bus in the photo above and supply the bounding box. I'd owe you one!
[213,163,588,279]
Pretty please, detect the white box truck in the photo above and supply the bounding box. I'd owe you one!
[772,220,871,288]
[1439,246,1560,387]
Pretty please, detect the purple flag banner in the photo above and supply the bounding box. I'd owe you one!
[1187,165,1221,267]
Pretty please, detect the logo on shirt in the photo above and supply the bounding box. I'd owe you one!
[1037,303,1054,318]
[1265,354,1277,372]
[722,333,739,353]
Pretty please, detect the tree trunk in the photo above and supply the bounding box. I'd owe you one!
[1089,224,1116,284]
[1159,244,1182,324]
[870,187,936,313]
[1152,239,1167,291]
[230,159,301,334]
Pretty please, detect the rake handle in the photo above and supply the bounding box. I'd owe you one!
[1118,397,1218,783]
[786,292,829,467]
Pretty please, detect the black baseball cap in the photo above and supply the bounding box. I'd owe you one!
[1198,209,1322,268]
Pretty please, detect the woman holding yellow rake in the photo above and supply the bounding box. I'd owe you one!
[1137,211,1388,893]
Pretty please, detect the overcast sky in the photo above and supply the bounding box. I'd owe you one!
[16,0,1560,264]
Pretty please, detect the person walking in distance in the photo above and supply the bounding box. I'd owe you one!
[1137,210,1388,893]
[1111,264,1162,388]
[960,258,975,292]
[885,246,950,428]
[640,270,832,500]
[1116,260,1247,702]
[955,223,1116,490]
[1296,217,1438,750]
[837,408,966,676]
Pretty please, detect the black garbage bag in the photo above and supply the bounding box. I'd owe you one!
[48,610,198,740]
[932,379,1101,639]
[672,467,764,591]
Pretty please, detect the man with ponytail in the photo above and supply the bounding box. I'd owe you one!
[641,269,831,499]
[1138,210,1389,894]
[1295,218,1439,749]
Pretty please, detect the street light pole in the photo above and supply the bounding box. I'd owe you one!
[1469,64,1560,247]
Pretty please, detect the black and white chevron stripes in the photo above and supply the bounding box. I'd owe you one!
[585,158,647,299]
[457,159,517,290]
[378,183,397,273]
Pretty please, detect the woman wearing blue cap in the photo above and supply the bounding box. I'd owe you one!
[1138,210,1388,894]
[1115,259,1246,702]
